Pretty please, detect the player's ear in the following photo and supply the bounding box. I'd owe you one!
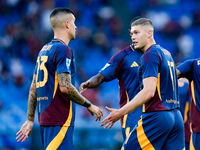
[65,20,70,29]
[147,30,153,38]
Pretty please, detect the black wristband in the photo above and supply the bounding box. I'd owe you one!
[82,101,91,107]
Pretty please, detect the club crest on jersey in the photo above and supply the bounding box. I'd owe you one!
[101,63,110,71]
[66,58,71,69]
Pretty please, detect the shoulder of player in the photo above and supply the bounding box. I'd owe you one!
[53,43,73,58]
[109,45,132,62]
[143,45,159,57]
[56,42,73,52]
[148,45,172,58]
[55,42,71,50]
[141,45,163,63]
[194,58,200,64]
[150,45,163,53]
[181,59,196,67]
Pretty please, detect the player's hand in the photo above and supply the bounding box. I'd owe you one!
[79,81,90,93]
[100,106,122,129]
[87,104,103,121]
[16,120,34,142]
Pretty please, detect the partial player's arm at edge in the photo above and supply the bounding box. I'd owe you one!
[27,74,37,122]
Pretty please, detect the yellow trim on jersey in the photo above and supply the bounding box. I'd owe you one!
[125,127,130,138]
[63,101,73,126]
[184,101,190,123]
[156,73,161,100]
[121,147,125,150]
[190,123,193,133]
[122,91,129,128]
[142,104,145,113]
[46,126,69,150]
[190,134,195,150]
[130,45,134,51]
[125,130,131,144]
[53,71,58,98]
[191,81,197,106]
[46,101,73,150]
[143,73,161,113]
[136,119,155,150]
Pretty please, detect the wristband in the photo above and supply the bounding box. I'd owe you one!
[82,101,91,107]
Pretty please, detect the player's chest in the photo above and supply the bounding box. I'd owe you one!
[122,54,141,73]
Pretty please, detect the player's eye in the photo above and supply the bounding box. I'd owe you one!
[134,31,139,35]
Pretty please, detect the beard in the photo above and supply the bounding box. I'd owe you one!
[70,34,75,40]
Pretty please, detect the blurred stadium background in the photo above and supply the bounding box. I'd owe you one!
[0,0,200,149]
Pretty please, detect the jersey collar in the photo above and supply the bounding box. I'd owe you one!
[146,44,159,52]
[52,38,67,45]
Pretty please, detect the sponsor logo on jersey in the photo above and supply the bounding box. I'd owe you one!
[165,99,179,104]
[131,61,139,67]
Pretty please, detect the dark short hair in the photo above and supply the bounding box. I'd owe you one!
[130,18,153,28]
[50,8,74,19]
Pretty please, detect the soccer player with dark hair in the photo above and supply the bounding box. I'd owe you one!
[16,8,103,150]
[79,20,143,141]
[177,59,200,150]
[101,18,185,149]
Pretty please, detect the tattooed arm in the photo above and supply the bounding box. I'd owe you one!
[58,72,91,106]
[58,72,103,120]
[16,74,37,142]
[27,74,37,121]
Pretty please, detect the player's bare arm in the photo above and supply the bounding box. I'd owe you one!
[58,72,103,120]
[27,74,37,121]
[16,74,37,142]
[101,77,157,129]
[79,73,106,93]
[58,72,91,105]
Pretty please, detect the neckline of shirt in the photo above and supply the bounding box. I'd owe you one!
[146,44,159,52]
[52,38,67,45]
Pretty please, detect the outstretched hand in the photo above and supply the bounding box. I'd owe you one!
[87,104,103,121]
[79,81,90,93]
[16,120,34,142]
[100,106,122,129]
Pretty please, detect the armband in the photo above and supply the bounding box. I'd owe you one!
[82,100,91,107]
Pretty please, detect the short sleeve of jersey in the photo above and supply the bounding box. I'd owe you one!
[141,49,160,79]
[177,59,194,80]
[99,53,123,81]
[56,45,72,74]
